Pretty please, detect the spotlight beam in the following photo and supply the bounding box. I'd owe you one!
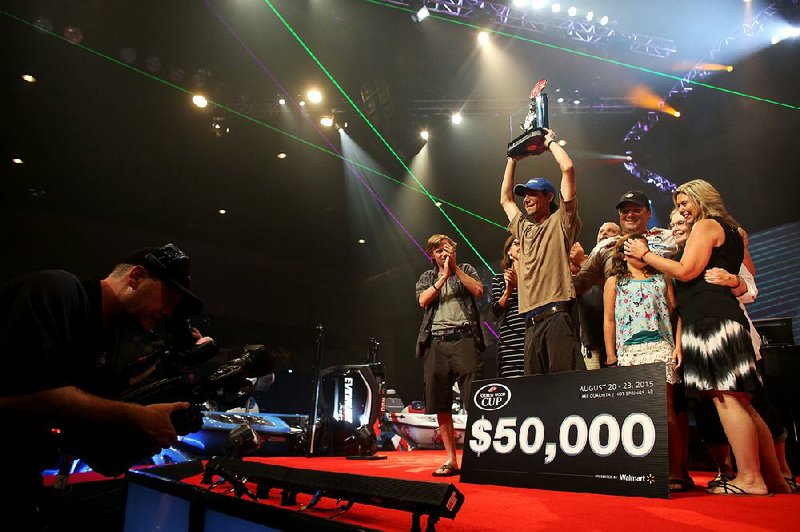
[261,0,496,273]
[204,0,427,259]
[358,0,799,111]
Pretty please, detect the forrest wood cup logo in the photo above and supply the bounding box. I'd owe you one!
[473,383,512,411]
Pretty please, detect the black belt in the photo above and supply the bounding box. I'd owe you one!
[526,303,571,327]
[431,327,472,342]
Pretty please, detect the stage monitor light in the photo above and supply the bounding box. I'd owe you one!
[320,116,334,127]
[22,74,36,83]
[192,95,208,108]
[451,112,463,125]
[420,130,429,141]
[568,6,577,17]
[552,3,561,14]
[600,15,609,26]
[307,89,322,104]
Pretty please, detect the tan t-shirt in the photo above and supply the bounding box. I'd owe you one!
[510,197,581,314]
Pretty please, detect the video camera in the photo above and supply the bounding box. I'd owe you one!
[63,316,276,476]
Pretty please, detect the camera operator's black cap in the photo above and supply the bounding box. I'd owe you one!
[123,243,203,314]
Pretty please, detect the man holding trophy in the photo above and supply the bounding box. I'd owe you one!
[499,79,585,375]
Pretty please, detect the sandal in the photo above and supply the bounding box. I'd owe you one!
[432,463,460,477]
[707,479,772,497]
[785,477,799,493]
[707,473,735,489]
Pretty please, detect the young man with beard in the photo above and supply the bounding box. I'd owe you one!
[499,128,584,375]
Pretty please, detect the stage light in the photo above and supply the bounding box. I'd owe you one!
[771,27,800,45]
[12,158,24,164]
[358,238,366,244]
[277,152,287,159]
[512,0,528,8]
[552,3,561,14]
[192,95,208,108]
[320,116,334,127]
[412,6,430,23]
[557,97,565,103]
[307,89,322,104]
[558,139,567,146]
[531,0,546,9]
[420,130,429,141]
[477,31,490,45]
[299,100,306,107]
[568,6,577,17]
[435,201,443,207]
[22,74,36,83]
[218,209,227,215]
[726,65,734,72]
[451,112,463,125]
[586,11,594,22]
[600,15,609,26]
[573,99,581,104]
[674,111,681,117]
[278,98,286,105]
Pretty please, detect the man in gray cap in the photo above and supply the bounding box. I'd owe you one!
[0,243,210,529]
[500,128,585,375]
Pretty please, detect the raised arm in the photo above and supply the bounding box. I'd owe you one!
[544,129,575,201]
[500,158,521,223]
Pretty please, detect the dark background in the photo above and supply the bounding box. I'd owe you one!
[2,0,798,412]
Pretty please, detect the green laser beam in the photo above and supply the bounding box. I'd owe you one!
[0,8,508,235]
[261,0,497,275]
[362,0,800,111]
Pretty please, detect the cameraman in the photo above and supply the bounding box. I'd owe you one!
[0,243,211,529]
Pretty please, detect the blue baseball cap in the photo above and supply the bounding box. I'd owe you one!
[514,178,556,197]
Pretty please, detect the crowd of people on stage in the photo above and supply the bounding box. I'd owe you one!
[1,128,795,530]
[415,128,797,494]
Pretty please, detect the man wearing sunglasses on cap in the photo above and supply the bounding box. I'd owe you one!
[0,243,210,529]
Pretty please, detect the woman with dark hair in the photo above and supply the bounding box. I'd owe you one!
[625,179,791,495]
[491,236,525,377]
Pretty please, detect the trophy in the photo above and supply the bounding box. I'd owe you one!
[507,79,549,158]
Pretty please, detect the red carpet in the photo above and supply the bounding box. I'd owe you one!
[186,450,799,531]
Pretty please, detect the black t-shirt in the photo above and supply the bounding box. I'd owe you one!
[0,270,128,472]
[0,270,114,396]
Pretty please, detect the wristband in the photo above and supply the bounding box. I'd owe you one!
[433,282,442,291]
[545,139,554,149]
[641,251,650,261]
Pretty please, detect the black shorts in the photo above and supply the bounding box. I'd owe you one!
[423,336,483,414]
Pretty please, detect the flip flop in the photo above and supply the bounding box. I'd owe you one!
[707,479,772,497]
[432,463,460,477]
[707,473,735,489]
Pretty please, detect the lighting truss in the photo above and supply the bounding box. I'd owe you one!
[621,2,782,193]
[383,0,677,58]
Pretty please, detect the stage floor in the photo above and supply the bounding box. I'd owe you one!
[180,450,799,531]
